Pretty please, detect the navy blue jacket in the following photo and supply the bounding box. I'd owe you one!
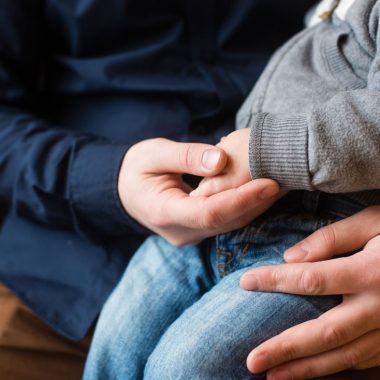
[0,0,315,340]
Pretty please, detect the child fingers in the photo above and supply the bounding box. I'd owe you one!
[189,176,231,197]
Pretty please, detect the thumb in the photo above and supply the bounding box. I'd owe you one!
[143,138,227,176]
[284,206,380,263]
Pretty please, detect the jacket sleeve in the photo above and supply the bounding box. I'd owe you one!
[0,1,148,242]
[244,5,380,194]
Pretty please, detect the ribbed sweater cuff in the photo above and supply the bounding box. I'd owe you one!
[249,113,313,190]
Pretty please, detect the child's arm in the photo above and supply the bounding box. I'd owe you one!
[198,2,380,197]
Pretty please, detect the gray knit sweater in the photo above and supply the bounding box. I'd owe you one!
[238,0,380,207]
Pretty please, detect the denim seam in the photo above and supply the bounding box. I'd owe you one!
[217,243,251,277]
[216,248,232,277]
[216,214,288,277]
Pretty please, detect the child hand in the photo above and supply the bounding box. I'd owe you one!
[190,128,251,197]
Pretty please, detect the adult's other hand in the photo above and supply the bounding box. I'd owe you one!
[240,206,380,379]
[118,138,281,246]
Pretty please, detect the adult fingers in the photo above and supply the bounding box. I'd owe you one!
[265,330,380,380]
[247,298,375,374]
[207,187,283,235]
[284,206,380,263]
[240,252,376,295]
[142,178,280,246]
[132,138,228,176]
[197,179,279,230]
[158,179,279,231]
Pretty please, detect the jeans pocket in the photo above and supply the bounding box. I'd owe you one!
[215,213,292,277]
[214,211,339,278]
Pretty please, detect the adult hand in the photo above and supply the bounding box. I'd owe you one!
[118,138,281,246]
[240,206,380,379]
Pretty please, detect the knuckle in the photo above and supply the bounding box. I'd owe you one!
[321,325,345,348]
[269,269,282,289]
[299,269,324,295]
[179,143,194,170]
[279,341,297,361]
[317,225,337,252]
[344,348,363,368]
[202,207,221,230]
[302,365,316,379]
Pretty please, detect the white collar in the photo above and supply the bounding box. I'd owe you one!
[308,0,356,26]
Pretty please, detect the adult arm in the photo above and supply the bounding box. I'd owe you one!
[240,206,380,379]
[0,1,281,245]
[0,1,149,242]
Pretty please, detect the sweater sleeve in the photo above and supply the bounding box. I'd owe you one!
[0,1,148,242]
[245,3,380,194]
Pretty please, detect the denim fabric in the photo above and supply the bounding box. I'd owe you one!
[84,191,364,379]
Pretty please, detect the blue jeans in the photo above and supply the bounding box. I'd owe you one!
[84,192,363,380]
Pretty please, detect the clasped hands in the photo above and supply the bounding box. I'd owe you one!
[118,130,380,379]
[118,128,280,246]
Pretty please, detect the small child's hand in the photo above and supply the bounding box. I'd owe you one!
[190,128,251,197]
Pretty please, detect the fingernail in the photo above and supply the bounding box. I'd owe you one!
[268,369,292,380]
[259,186,279,200]
[202,149,221,171]
[240,274,258,290]
[284,242,309,263]
[247,351,269,373]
